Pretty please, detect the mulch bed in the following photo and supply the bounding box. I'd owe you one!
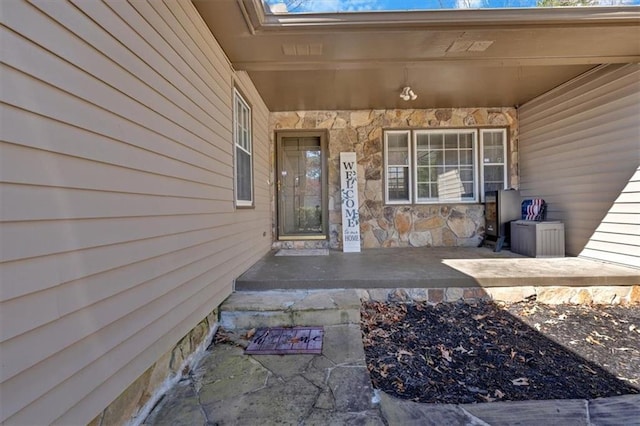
[361,299,640,404]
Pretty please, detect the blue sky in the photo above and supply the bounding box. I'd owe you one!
[265,0,640,12]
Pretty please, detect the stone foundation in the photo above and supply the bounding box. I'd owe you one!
[357,285,640,305]
[270,108,518,250]
[88,310,218,426]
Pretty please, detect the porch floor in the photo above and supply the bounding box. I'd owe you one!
[236,247,639,291]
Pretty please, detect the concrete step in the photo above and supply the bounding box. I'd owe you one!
[219,289,362,330]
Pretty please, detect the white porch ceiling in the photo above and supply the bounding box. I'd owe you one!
[193,0,640,111]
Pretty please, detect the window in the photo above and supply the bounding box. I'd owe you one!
[384,128,507,204]
[384,131,411,203]
[233,89,253,206]
[480,129,508,197]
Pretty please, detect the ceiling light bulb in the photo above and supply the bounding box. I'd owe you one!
[409,90,417,100]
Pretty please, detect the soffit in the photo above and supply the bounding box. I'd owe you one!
[193,0,640,111]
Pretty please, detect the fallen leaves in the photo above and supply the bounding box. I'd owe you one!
[436,344,452,362]
[361,299,640,404]
[511,377,530,386]
[585,335,603,346]
[396,349,413,361]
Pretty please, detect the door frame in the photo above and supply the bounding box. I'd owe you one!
[275,129,329,241]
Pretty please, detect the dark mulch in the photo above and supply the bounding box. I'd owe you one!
[361,299,640,404]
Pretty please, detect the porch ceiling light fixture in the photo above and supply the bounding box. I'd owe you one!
[400,86,417,101]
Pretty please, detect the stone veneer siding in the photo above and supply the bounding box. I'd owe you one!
[88,310,217,426]
[270,108,518,249]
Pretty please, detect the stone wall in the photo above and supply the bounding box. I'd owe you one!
[88,310,217,426]
[270,108,518,249]
[358,285,640,305]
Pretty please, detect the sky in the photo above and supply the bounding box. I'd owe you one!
[265,0,640,12]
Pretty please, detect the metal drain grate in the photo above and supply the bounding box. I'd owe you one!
[245,326,324,355]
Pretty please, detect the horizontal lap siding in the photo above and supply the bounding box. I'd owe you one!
[580,167,640,268]
[0,0,271,424]
[518,64,640,267]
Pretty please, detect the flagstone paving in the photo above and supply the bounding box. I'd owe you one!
[143,321,640,425]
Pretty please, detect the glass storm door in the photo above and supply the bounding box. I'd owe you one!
[277,135,327,239]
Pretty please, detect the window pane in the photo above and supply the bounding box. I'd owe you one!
[429,166,439,182]
[416,150,434,166]
[416,133,429,148]
[484,165,504,183]
[460,167,473,182]
[235,118,241,146]
[387,133,409,166]
[417,183,430,199]
[483,131,502,147]
[444,150,458,165]
[387,166,409,201]
[459,133,472,149]
[417,166,429,182]
[444,133,458,149]
[430,183,438,199]
[463,182,475,198]
[388,150,408,165]
[460,150,473,165]
[236,149,252,201]
[433,151,443,165]
[483,144,504,163]
[430,134,443,150]
[387,133,408,149]
[485,182,504,194]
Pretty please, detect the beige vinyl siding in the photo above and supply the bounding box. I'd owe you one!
[0,1,271,424]
[518,64,640,266]
[581,166,640,268]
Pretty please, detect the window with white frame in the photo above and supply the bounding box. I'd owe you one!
[384,128,507,204]
[384,131,411,203]
[233,89,253,206]
[479,129,508,197]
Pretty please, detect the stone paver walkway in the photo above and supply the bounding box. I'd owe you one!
[143,324,384,425]
[143,322,640,425]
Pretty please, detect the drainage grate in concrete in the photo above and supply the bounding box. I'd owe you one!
[245,326,324,355]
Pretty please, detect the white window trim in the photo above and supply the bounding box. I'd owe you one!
[384,128,508,205]
[384,130,412,205]
[233,88,253,207]
[479,128,508,202]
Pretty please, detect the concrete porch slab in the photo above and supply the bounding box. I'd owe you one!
[236,247,639,291]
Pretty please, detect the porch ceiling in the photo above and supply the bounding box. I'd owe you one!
[193,0,640,111]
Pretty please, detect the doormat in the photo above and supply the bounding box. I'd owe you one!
[245,326,324,355]
[275,249,329,256]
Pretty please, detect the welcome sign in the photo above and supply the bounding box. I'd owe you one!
[340,152,361,252]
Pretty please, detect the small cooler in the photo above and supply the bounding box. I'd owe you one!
[510,220,565,258]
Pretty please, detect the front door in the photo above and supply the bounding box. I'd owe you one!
[276,132,327,240]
